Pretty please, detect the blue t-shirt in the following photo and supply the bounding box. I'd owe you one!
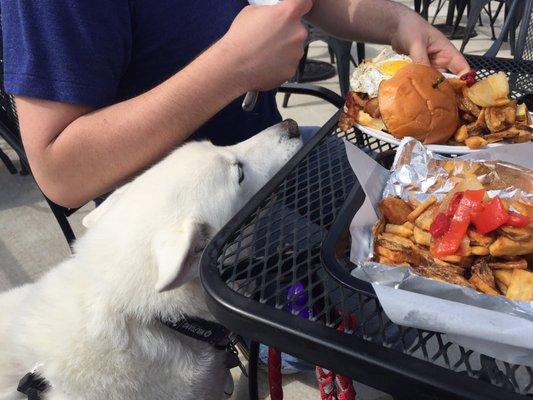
[0,0,281,145]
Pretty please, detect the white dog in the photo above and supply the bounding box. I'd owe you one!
[0,120,302,400]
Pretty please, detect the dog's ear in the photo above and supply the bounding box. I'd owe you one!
[152,218,209,292]
[82,183,132,228]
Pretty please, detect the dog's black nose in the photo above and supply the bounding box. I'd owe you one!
[282,119,300,138]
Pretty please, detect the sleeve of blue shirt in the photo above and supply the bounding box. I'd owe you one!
[1,0,132,108]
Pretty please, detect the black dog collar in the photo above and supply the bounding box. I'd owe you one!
[17,372,49,400]
[159,316,230,350]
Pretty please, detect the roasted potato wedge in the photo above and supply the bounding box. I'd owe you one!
[375,245,409,264]
[506,269,533,301]
[468,230,495,247]
[458,94,481,117]
[416,263,475,289]
[436,254,463,264]
[377,232,415,251]
[489,236,533,257]
[471,246,490,256]
[470,262,499,295]
[465,136,488,149]
[496,281,508,295]
[484,128,521,144]
[466,121,488,137]
[385,223,413,238]
[379,197,413,225]
[408,197,436,223]
[454,124,468,143]
[413,226,431,247]
[487,258,528,270]
[464,72,509,107]
[516,103,530,123]
[494,269,513,286]
[485,103,516,133]
[499,226,531,242]
[510,130,533,143]
[414,205,437,231]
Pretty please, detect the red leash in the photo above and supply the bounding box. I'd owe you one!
[267,314,356,400]
[268,347,283,400]
[316,316,356,400]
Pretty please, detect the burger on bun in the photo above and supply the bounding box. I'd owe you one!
[378,64,459,144]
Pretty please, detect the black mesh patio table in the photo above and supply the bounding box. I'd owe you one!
[200,55,533,399]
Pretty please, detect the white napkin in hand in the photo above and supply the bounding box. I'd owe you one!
[248,0,279,5]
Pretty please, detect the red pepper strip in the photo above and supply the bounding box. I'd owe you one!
[469,202,484,220]
[447,192,464,216]
[431,189,485,257]
[471,196,509,234]
[460,69,477,87]
[446,192,465,217]
[430,212,451,238]
[506,211,530,228]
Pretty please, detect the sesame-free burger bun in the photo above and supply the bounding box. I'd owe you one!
[378,64,458,144]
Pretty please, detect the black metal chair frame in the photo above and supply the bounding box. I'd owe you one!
[514,0,533,60]
[458,0,523,53]
[0,145,16,174]
[282,23,365,108]
[0,114,77,248]
[483,0,524,57]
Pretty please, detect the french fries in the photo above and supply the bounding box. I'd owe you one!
[373,191,533,300]
[413,226,431,246]
[506,269,533,301]
[471,246,490,256]
[494,269,513,286]
[385,223,413,238]
[468,230,495,247]
[470,262,499,295]
[414,206,437,231]
[407,197,436,223]
[489,236,533,257]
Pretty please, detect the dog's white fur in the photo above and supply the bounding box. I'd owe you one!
[0,121,302,400]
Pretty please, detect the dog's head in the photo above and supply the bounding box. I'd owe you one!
[80,120,302,302]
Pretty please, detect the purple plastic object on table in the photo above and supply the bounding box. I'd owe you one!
[286,281,313,319]
[259,281,314,373]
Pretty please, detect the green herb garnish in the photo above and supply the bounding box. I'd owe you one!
[432,76,445,89]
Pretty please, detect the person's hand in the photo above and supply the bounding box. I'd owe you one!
[391,11,470,76]
[218,0,313,92]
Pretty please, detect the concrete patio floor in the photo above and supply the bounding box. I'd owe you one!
[0,1,516,398]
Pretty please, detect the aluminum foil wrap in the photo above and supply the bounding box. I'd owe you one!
[344,137,533,366]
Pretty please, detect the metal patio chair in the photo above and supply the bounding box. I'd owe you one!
[0,33,78,249]
[458,0,523,53]
[515,0,533,60]
[483,0,529,57]
[282,23,364,108]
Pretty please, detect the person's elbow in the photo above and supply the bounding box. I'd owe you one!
[31,161,92,209]
[44,184,89,210]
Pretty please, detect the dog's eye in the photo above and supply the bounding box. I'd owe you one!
[236,162,244,184]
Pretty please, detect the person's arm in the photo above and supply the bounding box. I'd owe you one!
[306,0,470,75]
[16,0,312,209]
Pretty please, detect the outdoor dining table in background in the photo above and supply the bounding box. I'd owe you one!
[200,55,533,400]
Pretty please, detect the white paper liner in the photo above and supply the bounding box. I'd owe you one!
[344,138,533,366]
